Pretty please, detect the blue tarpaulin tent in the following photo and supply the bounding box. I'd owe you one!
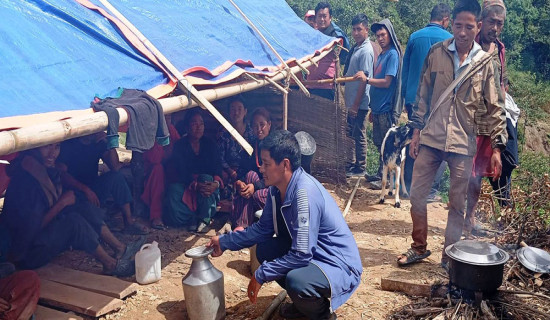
[0,0,337,120]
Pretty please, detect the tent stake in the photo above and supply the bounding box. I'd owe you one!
[98,0,253,155]
[227,0,310,98]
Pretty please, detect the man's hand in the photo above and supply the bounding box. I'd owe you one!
[0,297,11,313]
[353,71,368,82]
[59,190,76,208]
[240,183,255,199]
[247,274,262,304]
[207,235,223,257]
[83,187,100,207]
[409,129,421,159]
[490,148,502,181]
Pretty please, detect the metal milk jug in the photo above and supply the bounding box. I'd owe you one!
[182,245,225,320]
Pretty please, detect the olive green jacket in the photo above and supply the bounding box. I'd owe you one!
[410,38,507,156]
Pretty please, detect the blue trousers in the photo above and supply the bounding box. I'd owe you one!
[256,237,332,319]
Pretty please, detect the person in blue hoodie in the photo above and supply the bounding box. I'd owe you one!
[401,3,453,197]
[208,130,362,320]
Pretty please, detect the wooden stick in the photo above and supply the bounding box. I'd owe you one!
[227,0,310,97]
[295,60,310,75]
[499,289,550,301]
[98,0,253,155]
[299,76,357,85]
[410,307,444,316]
[343,177,362,217]
[381,278,432,297]
[264,77,288,94]
[256,290,287,320]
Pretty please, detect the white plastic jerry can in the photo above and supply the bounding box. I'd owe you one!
[135,241,162,285]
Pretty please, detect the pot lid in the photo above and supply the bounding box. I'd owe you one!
[185,245,214,259]
[445,240,509,266]
[517,247,550,273]
[295,131,316,156]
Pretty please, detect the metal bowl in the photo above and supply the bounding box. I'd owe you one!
[445,240,509,266]
[517,247,550,273]
[185,245,214,259]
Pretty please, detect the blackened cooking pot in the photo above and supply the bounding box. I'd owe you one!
[445,240,509,293]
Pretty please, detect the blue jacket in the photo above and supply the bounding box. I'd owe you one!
[401,23,452,105]
[219,167,362,310]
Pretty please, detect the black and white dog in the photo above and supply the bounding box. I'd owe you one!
[378,124,414,208]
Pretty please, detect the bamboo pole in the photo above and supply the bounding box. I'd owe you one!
[227,0,310,98]
[98,0,253,154]
[0,51,331,156]
[300,76,357,85]
[256,290,287,320]
[264,77,288,94]
[343,177,362,217]
[295,60,310,75]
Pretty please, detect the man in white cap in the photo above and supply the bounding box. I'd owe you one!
[304,10,316,29]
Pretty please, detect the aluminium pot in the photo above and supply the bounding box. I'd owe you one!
[294,131,316,174]
[445,240,509,293]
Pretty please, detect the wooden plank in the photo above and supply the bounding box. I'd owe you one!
[36,264,137,299]
[35,305,84,320]
[380,278,448,298]
[381,278,432,297]
[39,279,123,317]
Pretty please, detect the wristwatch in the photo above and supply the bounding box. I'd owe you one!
[366,77,370,84]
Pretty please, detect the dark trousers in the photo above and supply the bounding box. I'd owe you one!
[347,110,368,171]
[256,237,332,319]
[20,208,101,269]
[409,146,473,263]
[91,171,133,207]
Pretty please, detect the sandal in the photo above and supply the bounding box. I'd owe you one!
[104,259,135,277]
[397,249,431,266]
[151,223,167,230]
[120,236,147,261]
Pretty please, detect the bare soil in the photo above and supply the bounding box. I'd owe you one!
[53,180,452,320]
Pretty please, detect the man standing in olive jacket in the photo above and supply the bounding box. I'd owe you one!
[397,0,507,269]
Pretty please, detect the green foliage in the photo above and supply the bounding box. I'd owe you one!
[516,151,550,179]
[286,0,550,80]
[508,68,550,120]
[502,0,550,80]
[285,0,452,48]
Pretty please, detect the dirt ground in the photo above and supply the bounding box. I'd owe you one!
[53,179,453,320]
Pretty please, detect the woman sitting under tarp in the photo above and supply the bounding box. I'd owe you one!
[217,96,255,197]
[141,115,181,230]
[0,144,144,276]
[230,107,272,231]
[164,109,223,233]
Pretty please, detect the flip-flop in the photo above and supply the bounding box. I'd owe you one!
[151,223,167,230]
[120,235,147,261]
[397,249,431,266]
